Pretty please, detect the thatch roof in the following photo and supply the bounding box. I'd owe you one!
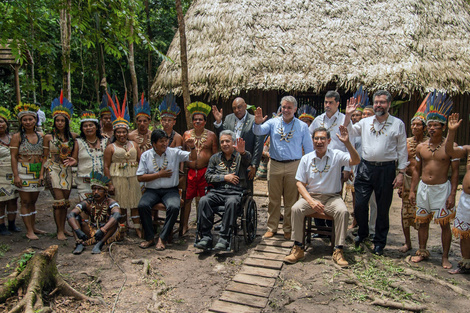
[152,0,470,99]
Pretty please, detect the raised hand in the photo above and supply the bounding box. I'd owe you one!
[336,125,349,143]
[254,107,268,125]
[234,137,246,154]
[447,113,462,132]
[212,105,223,124]
[345,97,359,115]
[185,137,195,149]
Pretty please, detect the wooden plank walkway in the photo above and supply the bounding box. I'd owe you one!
[208,232,291,313]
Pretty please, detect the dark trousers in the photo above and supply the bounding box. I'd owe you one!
[197,189,243,240]
[138,187,180,241]
[354,161,396,248]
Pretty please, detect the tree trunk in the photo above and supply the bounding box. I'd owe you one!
[0,245,101,313]
[95,13,107,100]
[176,0,192,128]
[59,0,72,100]
[146,0,153,97]
[128,17,138,117]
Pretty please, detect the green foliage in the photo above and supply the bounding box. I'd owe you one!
[16,251,36,274]
[0,243,10,257]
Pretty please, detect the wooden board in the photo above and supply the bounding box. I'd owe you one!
[250,251,286,261]
[254,245,289,255]
[209,300,260,313]
[240,265,279,278]
[232,273,276,288]
[243,258,283,270]
[225,282,272,298]
[259,240,292,248]
[219,291,268,308]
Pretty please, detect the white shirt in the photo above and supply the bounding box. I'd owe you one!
[295,148,350,194]
[136,147,190,189]
[214,112,247,138]
[349,115,409,170]
[309,111,349,152]
[37,109,46,126]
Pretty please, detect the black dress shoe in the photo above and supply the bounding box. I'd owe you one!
[373,246,384,256]
[354,236,362,248]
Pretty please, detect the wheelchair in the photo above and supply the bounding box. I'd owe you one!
[194,189,258,252]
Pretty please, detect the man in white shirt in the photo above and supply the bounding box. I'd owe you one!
[36,104,46,132]
[137,129,196,251]
[344,90,408,256]
[285,126,360,266]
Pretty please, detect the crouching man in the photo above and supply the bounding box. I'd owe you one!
[285,126,360,266]
[67,171,122,255]
[196,130,252,251]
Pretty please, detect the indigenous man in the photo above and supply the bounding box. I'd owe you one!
[137,130,196,250]
[182,102,218,234]
[195,131,251,250]
[129,94,152,153]
[297,105,316,127]
[67,171,122,255]
[344,90,408,256]
[99,95,114,139]
[253,96,313,240]
[409,91,458,269]
[212,97,263,192]
[445,113,470,274]
[398,97,428,253]
[159,93,184,148]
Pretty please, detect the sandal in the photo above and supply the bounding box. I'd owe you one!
[139,240,155,249]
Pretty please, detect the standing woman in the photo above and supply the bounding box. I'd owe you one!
[10,103,46,240]
[103,92,142,237]
[0,107,20,235]
[41,91,78,240]
[72,111,108,201]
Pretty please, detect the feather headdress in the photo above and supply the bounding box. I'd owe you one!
[158,92,181,119]
[107,91,130,130]
[89,171,111,189]
[297,105,316,121]
[425,90,453,125]
[0,107,11,122]
[99,94,112,117]
[14,103,39,120]
[353,86,370,112]
[80,110,98,123]
[135,92,151,119]
[411,93,430,124]
[187,101,211,118]
[51,90,73,120]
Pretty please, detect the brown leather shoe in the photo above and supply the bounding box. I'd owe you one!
[284,245,305,264]
[283,232,291,240]
[333,248,349,267]
[263,231,276,238]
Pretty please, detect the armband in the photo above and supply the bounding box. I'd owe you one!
[451,158,460,162]
[110,212,121,220]
[109,202,120,209]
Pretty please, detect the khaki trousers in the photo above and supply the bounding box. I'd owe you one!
[291,193,349,246]
[267,160,300,233]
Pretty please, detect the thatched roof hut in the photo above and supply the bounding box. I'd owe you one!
[152,0,470,143]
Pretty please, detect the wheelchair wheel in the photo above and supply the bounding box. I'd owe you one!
[243,197,257,244]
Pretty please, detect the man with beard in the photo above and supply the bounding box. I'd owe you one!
[212,97,263,192]
[67,171,122,254]
[344,90,408,256]
[159,93,183,148]
[409,91,458,269]
[182,102,218,234]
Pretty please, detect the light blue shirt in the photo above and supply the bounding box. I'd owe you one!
[253,117,313,161]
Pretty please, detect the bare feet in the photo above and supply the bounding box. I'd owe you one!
[411,255,426,263]
[442,257,452,269]
[398,243,412,253]
[57,232,67,241]
[26,232,39,240]
[64,229,73,237]
[139,239,155,249]
[33,228,47,234]
[182,225,189,236]
[156,238,166,251]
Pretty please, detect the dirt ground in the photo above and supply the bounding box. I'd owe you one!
[1,180,469,312]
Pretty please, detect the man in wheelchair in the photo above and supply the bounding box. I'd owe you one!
[195,130,252,251]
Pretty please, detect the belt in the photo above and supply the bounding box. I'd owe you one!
[272,159,300,163]
[362,159,395,167]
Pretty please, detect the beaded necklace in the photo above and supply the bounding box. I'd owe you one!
[190,129,208,154]
[0,134,10,147]
[311,156,330,178]
[321,115,338,132]
[218,155,238,174]
[408,136,428,158]
[427,138,444,157]
[91,197,109,224]
[277,119,296,142]
[153,152,168,172]
[370,116,391,136]
[79,137,105,173]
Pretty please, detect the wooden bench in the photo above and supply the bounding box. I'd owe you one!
[303,212,335,253]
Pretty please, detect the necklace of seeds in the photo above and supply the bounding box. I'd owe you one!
[218,158,238,174]
[428,138,444,156]
[92,198,108,223]
[370,116,391,136]
[153,152,168,172]
[191,129,208,154]
[311,156,330,178]
[277,119,296,142]
[321,115,338,132]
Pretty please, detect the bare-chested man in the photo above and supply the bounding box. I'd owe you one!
[99,95,114,139]
[158,93,183,148]
[398,100,428,253]
[129,115,152,153]
[182,102,218,234]
[445,113,470,274]
[409,92,458,268]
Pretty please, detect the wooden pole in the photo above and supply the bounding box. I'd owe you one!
[14,64,21,105]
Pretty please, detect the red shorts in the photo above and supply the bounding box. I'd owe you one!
[186,167,208,200]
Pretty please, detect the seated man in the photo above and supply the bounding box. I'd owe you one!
[67,171,122,255]
[285,126,360,266]
[137,129,196,250]
[196,130,252,251]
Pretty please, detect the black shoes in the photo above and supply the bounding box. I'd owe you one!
[373,246,384,256]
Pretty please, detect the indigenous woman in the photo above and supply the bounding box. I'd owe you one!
[10,103,46,240]
[103,92,142,237]
[41,91,77,240]
[72,111,108,201]
[0,107,20,235]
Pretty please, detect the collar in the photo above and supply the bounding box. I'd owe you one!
[221,151,237,161]
[324,110,340,120]
[152,148,167,158]
[236,112,248,123]
[313,148,333,161]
